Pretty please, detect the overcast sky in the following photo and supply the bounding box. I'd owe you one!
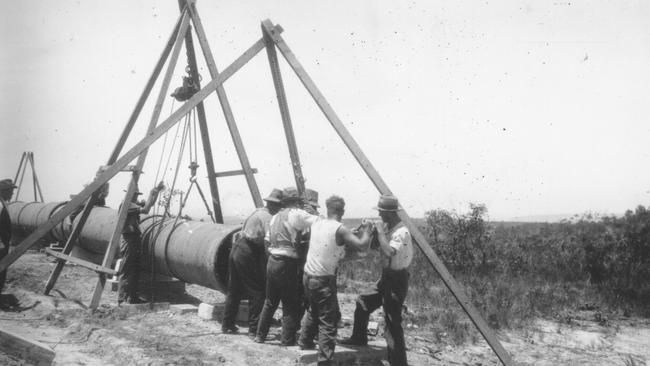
[1,0,649,221]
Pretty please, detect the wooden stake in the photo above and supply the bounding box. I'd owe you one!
[260,19,515,366]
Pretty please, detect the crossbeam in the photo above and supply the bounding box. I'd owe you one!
[44,249,117,276]
[211,168,259,178]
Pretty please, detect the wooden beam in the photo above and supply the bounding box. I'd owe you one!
[178,0,224,223]
[260,20,515,366]
[262,23,306,195]
[211,168,258,178]
[0,328,55,366]
[186,0,264,208]
[0,29,274,274]
[98,165,139,172]
[12,152,26,185]
[44,248,117,276]
[28,153,44,202]
[90,10,192,309]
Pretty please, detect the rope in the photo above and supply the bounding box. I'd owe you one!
[163,115,191,217]
[153,99,176,192]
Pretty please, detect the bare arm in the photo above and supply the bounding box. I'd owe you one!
[336,224,372,252]
[140,181,165,214]
[375,221,396,257]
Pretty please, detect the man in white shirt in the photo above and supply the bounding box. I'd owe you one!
[298,195,373,365]
[255,187,317,345]
[341,195,413,366]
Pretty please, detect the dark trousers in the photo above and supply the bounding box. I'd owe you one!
[118,233,141,303]
[299,274,340,366]
[0,245,7,294]
[256,255,300,344]
[350,268,409,366]
[222,237,266,333]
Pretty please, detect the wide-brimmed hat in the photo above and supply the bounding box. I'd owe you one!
[0,179,17,191]
[281,187,301,203]
[304,188,319,208]
[373,194,401,212]
[263,188,283,203]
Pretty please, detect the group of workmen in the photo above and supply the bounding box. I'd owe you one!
[223,187,413,366]
[0,177,413,365]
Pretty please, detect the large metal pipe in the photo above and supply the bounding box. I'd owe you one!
[7,201,239,292]
[7,201,68,244]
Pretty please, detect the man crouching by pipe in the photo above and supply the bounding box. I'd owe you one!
[221,188,284,336]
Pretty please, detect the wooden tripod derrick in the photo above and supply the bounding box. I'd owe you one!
[0,1,516,364]
[12,151,45,203]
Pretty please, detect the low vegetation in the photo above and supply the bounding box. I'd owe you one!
[339,204,650,344]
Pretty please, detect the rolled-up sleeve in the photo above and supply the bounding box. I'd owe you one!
[389,227,410,254]
[287,209,317,232]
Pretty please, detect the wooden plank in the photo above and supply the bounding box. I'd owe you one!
[44,248,116,276]
[186,0,264,208]
[178,0,224,223]
[0,30,272,274]
[89,11,192,310]
[107,11,185,163]
[262,24,306,195]
[98,165,139,172]
[0,328,55,366]
[211,168,258,178]
[261,20,515,366]
[28,153,44,202]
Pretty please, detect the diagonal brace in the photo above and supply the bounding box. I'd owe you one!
[260,19,515,366]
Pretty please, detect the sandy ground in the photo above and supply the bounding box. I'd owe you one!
[1,252,648,365]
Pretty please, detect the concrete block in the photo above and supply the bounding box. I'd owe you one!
[170,304,198,315]
[107,277,119,292]
[197,302,249,322]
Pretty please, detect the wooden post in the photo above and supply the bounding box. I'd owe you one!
[12,152,26,186]
[0,27,275,274]
[186,0,264,208]
[262,23,306,195]
[27,153,44,202]
[177,0,224,223]
[89,11,191,309]
[260,20,515,366]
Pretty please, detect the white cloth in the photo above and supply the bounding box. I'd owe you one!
[385,223,413,270]
[304,218,344,276]
[266,208,317,258]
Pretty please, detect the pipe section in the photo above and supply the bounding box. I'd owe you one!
[6,201,239,292]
